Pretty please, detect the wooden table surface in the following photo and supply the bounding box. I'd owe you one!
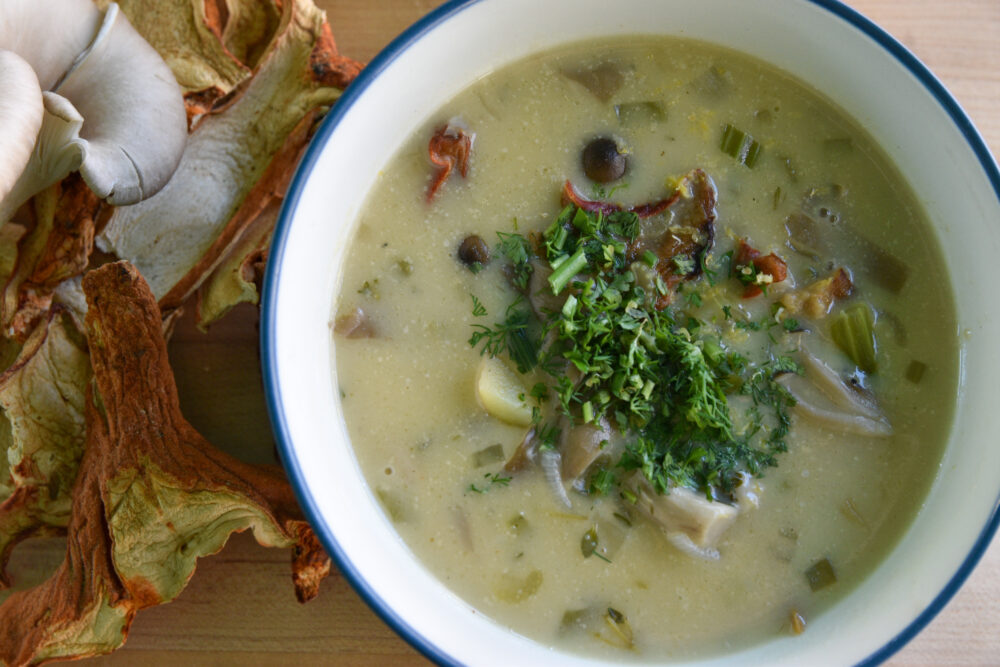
[5,0,998,665]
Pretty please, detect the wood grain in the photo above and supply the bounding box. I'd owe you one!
[3,1,996,665]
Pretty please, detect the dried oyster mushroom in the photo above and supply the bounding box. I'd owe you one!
[98,0,363,309]
[195,108,320,328]
[93,0,251,103]
[0,175,101,340]
[0,261,328,664]
[0,309,90,586]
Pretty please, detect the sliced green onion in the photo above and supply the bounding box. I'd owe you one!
[720,123,762,168]
[549,246,588,294]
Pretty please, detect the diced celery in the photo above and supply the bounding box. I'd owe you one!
[830,303,877,373]
[472,444,506,468]
[720,123,762,168]
[805,558,837,591]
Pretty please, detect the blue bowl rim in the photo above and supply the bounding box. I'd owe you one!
[260,1,1000,665]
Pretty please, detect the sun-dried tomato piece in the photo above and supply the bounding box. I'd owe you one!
[733,238,789,298]
[561,180,678,218]
[426,123,474,202]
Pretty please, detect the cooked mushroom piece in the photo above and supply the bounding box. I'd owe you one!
[560,416,615,483]
[582,137,627,183]
[625,473,739,554]
[775,346,892,437]
[458,234,490,267]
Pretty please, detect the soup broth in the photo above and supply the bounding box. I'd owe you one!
[333,37,957,661]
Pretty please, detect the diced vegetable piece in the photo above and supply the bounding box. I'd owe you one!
[691,65,731,99]
[548,246,589,295]
[560,608,591,634]
[561,62,625,102]
[593,516,628,560]
[581,527,599,558]
[906,360,928,384]
[784,212,824,259]
[473,444,506,468]
[494,569,543,603]
[805,558,837,591]
[375,488,408,523]
[614,101,666,126]
[720,124,761,168]
[508,512,530,536]
[475,357,532,425]
[830,303,878,373]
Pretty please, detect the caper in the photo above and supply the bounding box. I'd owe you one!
[458,234,490,267]
[582,136,627,183]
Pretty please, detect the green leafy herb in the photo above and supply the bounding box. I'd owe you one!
[468,297,539,373]
[468,471,512,494]
[469,203,803,500]
[496,231,533,288]
[471,294,487,317]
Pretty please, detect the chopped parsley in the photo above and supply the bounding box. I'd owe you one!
[468,471,512,494]
[469,203,801,499]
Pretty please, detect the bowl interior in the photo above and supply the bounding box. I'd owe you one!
[264,0,1000,664]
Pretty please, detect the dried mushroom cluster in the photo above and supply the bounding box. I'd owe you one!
[0,0,361,664]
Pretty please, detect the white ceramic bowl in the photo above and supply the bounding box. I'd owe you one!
[262,0,1000,664]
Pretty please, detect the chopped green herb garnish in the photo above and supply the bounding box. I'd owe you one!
[496,230,533,288]
[468,471,512,493]
[469,203,802,500]
[468,297,539,373]
[471,295,487,317]
[673,255,696,275]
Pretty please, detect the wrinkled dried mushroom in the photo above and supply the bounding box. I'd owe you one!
[0,262,329,665]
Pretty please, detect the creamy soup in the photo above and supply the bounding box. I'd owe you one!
[332,36,957,661]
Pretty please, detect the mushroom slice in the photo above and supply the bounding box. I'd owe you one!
[776,367,892,438]
[560,416,615,483]
[0,50,44,208]
[625,473,739,552]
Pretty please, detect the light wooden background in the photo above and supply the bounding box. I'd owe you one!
[4,0,998,665]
